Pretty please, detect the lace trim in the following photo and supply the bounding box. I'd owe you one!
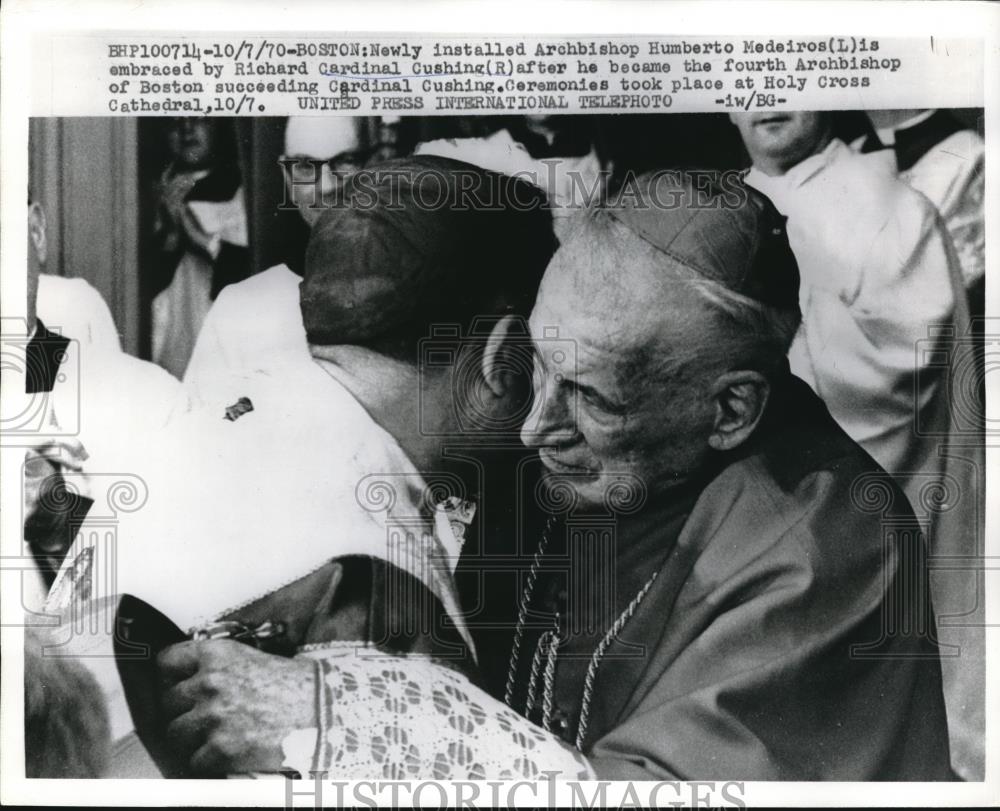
[281,652,594,781]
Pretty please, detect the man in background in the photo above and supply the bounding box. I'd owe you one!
[19,194,181,778]
[181,117,368,408]
[149,118,249,379]
[31,196,121,355]
[859,109,984,310]
[731,110,983,780]
[21,195,181,603]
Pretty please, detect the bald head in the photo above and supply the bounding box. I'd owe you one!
[284,116,361,159]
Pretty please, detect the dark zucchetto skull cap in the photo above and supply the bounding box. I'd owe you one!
[603,169,800,311]
[300,155,557,346]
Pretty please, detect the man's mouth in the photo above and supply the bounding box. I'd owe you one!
[538,448,597,476]
[753,113,791,128]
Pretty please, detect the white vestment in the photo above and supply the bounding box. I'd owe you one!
[16,277,183,615]
[182,264,305,409]
[38,274,122,353]
[747,138,983,779]
[151,182,249,379]
[44,354,473,775]
[746,138,967,486]
[855,111,985,289]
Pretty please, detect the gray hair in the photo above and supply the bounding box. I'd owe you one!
[684,274,802,374]
[565,207,802,380]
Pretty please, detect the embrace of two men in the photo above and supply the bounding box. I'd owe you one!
[137,157,951,781]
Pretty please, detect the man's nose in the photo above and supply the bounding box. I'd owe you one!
[318,164,348,199]
[521,380,574,448]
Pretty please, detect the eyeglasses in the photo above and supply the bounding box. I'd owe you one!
[282,148,373,181]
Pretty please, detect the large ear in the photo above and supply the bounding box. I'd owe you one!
[481,314,521,398]
[28,202,47,265]
[708,370,770,452]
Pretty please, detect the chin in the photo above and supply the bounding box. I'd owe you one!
[298,207,322,228]
[538,467,605,513]
[539,465,650,516]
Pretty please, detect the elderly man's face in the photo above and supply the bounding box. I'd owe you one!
[520,236,718,509]
[730,112,830,175]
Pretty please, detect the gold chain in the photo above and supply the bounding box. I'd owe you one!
[505,515,659,751]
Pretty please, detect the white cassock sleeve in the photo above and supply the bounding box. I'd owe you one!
[901,129,985,288]
[784,155,965,468]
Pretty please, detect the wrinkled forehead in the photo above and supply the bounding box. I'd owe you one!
[284,117,360,158]
[531,239,609,335]
[530,246,640,368]
[530,223,709,364]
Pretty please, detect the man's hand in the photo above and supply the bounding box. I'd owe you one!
[157,170,197,229]
[158,639,316,775]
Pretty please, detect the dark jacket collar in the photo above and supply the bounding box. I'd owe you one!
[186,161,242,202]
[26,319,71,394]
[859,110,966,173]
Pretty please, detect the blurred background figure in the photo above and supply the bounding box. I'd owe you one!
[731,110,983,781]
[730,111,967,483]
[21,192,184,608]
[21,193,183,784]
[182,116,370,407]
[149,117,249,378]
[24,626,111,778]
[370,114,403,163]
[416,114,609,242]
[858,109,987,436]
[24,194,118,603]
[30,195,122,357]
[858,109,985,316]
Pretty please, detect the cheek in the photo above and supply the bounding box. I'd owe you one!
[589,407,708,478]
[318,173,342,200]
[576,411,637,466]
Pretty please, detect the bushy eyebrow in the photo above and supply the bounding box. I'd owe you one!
[570,379,628,416]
